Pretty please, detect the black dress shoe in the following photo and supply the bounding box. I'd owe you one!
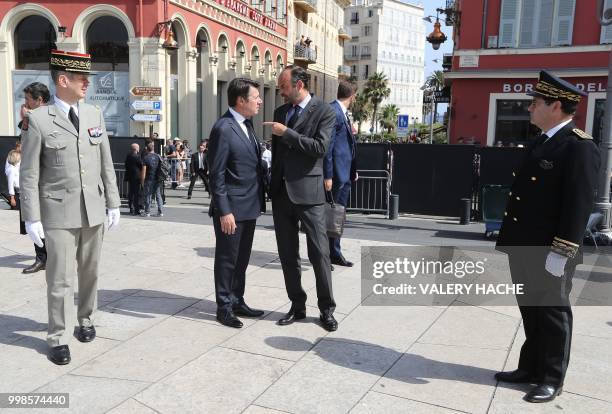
[76,326,96,343]
[319,312,338,332]
[233,302,264,317]
[524,384,562,403]
[216,309,243,328]
[187,195,192,199]
[331,255,353,267]
[278,309,306,326]
[22,259,45,274]
[48,345,71,365]
[494,369,537,383]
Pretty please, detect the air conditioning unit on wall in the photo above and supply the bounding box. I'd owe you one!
[487,35,498,48]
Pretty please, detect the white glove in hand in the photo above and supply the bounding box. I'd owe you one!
[107,208,120,230]
[545,251,567,277]
[25,221,45,247]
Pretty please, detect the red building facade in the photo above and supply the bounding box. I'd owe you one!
[0,1,288,140]
[445,0,609,146]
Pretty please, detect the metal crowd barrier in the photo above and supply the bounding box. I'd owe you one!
[347,170,391,217]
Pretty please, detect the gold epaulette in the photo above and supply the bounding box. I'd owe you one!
[572,128,592,140]
[551,236,579,258]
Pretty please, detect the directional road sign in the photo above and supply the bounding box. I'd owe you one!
[130,86,162,96]
[131,100,162,111]
[130,113,162,122]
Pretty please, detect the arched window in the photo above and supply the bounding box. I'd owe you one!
[14,15,56,70]
[86,16,129,71]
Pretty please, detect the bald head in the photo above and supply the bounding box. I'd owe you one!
[131,143,140,153]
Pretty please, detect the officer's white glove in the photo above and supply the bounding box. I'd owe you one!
[107,208,120,230]
[25,221,45,248]
[545,251,567,277]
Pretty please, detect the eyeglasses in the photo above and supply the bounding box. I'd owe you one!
[247,94,261,101]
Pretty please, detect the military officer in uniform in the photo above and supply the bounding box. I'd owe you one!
[495,71,600,402]
[20,50,121,365]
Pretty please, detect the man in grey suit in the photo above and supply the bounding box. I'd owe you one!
[263,66,337,332]
[20,50,120,365]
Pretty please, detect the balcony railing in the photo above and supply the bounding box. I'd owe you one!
[338,26,352,40]
[294,0,317,13]
[294,45,317,63]
[338,65,352,77]
[350,18,359,24]
[344,53,359,60]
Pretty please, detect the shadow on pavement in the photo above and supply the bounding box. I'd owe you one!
[264,336,526,390]
[0,254,34,270]
[0,314,48,354]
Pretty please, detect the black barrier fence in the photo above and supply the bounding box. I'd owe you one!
[2,134,533,219]
[391,144,476,217]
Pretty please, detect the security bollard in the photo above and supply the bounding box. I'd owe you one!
[460,198,471,224]
[389,194,399,220]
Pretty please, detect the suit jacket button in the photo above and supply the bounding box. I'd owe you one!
[512,172,515,177]
[531,176,537,181]
[516,196,520,200]
[513,217,518,222]
[82,185,86,189]
[504,212,507,216]
[509,192,512,196]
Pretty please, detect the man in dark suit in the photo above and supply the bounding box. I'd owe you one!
[207,78,266,328]
[324,80,358,267]
[187,140,209,199]
[263,66,338,332]
[495,71,600,403]
[124,143,143,215]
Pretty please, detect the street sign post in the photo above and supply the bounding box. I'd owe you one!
[130,113,162,122]
[131,100,162,111]
[397,114,409,138]
[130,86,162,96]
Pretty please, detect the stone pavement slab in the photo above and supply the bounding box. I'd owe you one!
[1,208,610,413]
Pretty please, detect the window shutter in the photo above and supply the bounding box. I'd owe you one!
[601,0,612,43]
[536,0,554,46]
[499,0,520,47]
[519,0,537,47]
[552,0,575,45]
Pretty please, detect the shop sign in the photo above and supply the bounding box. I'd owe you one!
[502,82,606,93]
[216,0,278,31]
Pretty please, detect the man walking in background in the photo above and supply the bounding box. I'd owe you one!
[324,80,358,268]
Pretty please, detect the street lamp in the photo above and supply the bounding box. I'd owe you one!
[424,2,461,50]
[595,0,612,240]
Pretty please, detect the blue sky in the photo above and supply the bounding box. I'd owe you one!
[420,0,455,77]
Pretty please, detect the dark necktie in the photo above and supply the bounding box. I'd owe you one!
[244,119,258,154]
[287,105,301,129]
[69,106,79,133]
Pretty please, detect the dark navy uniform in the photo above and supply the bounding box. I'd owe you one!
[496,71,600,397]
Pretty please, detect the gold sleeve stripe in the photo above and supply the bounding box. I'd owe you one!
[552,237,579,259]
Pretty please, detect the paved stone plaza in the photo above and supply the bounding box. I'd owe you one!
[0,193,611,413]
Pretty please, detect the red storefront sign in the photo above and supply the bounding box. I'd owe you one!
[216,0,278,31]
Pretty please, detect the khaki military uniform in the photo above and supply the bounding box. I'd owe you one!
[20,100,120,346]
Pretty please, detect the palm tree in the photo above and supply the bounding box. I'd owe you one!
[424,70,445,122]
[350,93,371,135]
[379,104,400,134]
[425,70,444,91]
[363,72,390,134]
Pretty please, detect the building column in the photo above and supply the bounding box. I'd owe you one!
[127,38,143,136]
[203,56,219,138]
[182,50,198,146]
[0,40,12,135]
[141,38,167,139]
[253,69,271,139]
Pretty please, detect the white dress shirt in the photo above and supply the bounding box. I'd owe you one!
[5,161,19,196]
[229,107,250,141]
[53,95,79,118]
[543,118,572,143]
